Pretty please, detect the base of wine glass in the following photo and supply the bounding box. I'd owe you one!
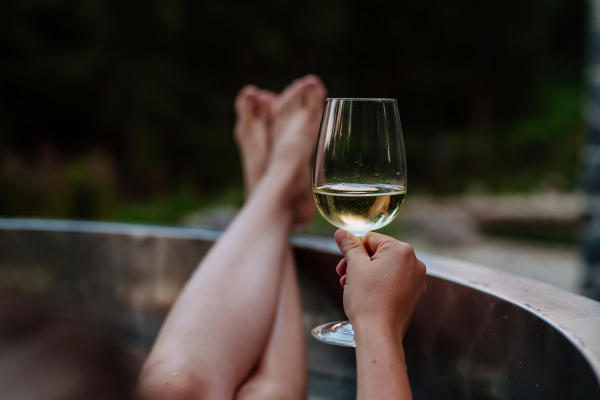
[311,320,356,347]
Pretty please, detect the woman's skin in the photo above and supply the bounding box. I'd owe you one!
[136,76,326,400]
[335,230,427,400]
[233,82,322,399]
[136,74,427,400]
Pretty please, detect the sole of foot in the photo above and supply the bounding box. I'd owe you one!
[234,85,277,195]
[270,75,327,226]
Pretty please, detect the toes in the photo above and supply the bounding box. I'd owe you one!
[258,91,277,142]
[273,75,327,117]
[234,85,259,114]
[270,91,285,116]
[235,86,262,127]
[261,90,277,102]
[256,90,274,120]
[301,75,327,110]
[303,83,325,110]
[235,88,272,195]
[302,74,326,92]
[273,79,309,116]
[275,81,297,107]
[234,86,262,144]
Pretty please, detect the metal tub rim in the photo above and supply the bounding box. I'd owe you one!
[1,217,599,392]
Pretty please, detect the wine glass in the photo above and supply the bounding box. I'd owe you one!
[311,98,407,347]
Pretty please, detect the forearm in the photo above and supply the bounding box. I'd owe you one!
[354,320,413,400]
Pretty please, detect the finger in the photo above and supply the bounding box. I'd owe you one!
[363,232,414,261]
[334,230,370,264]
[362,232,396,255]
[340,275,346,287]
[336,258,347,277]
[418,260,427,277]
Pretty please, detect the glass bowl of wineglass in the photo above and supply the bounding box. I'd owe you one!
[311,98,407,347]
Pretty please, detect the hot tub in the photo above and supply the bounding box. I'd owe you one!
[0,218,598,399]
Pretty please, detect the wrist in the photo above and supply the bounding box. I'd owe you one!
[351,314,403,345]
[353,316,411,400]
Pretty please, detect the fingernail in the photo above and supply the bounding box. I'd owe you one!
[335,229,347,245]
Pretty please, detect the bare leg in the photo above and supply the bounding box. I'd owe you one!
[235,77,326,400]
[136,76,325,400]
[235,251,307,400]
[234,85,275,197]
[272,77,323,227]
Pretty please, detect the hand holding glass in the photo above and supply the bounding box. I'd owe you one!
[311,98,407,347]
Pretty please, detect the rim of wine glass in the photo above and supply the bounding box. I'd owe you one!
[326,98,396,101]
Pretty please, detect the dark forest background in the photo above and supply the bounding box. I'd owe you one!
[0,0,587,222]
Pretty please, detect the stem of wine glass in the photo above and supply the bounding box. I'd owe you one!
[349,230,369,241]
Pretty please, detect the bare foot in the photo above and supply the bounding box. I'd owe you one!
[269,75,327,226]
[234,86,276,195]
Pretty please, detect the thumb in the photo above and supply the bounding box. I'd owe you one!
[334,230,369,264]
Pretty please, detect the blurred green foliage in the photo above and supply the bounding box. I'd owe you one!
[0,0,586,222]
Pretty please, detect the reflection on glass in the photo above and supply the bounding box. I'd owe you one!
[311,98,407,347]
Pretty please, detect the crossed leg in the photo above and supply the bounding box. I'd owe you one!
[234,78,325,400]
[136,76,326,400]
[235,250,306,400]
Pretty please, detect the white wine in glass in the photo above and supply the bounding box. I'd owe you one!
[313,183,406,237]
[311,98,407,347]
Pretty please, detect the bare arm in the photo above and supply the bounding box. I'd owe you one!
[354,321,412,399]
[334,230,426,400]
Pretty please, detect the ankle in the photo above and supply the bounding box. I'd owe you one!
[265,157,296,180]
[259,164,302,205]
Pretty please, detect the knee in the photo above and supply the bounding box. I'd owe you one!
[236,380,302,400]
[136,373,198,400]
[136,360,231,400]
